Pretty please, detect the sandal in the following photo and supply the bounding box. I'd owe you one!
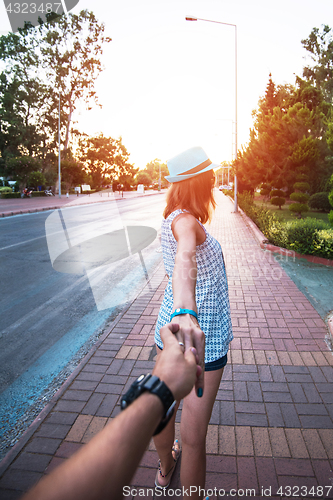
[155,439,181,488]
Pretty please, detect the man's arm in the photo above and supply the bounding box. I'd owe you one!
[22,323,199,500]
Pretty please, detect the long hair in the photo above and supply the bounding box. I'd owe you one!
[163,170,216,224]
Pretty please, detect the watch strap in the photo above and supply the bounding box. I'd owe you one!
[120,374,176,435]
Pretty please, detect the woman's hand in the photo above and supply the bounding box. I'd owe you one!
[154,322,205,400]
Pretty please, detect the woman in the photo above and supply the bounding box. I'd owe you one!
[154,147,233,498]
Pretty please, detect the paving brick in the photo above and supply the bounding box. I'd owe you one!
[295,403,328,416]
[233,381,248,401]
[312,459,333,487]
[263,392,293,403]
[35,423,71,440]
[279,403,301,428]
[82,416,108,444]
[65,414,92,442]
[288,382,307,403]
[265,403,285,427]
[62,389,93,402]
[269,428,290,457]
[270,366,286,383]
[96,394,119,417]
[82,393,105,415]
[0,469,42,492]
[285,428,309,458]
[46,412,78,425]
[11,452,51,472]
[252,427,272,457]
[236,413,268,427]
[235,427,253,456]
[25,437,61,455]
[300,415,333,428]
[237,457,258,491]
[220,401,236,425]
[247,382,263,402]
[258,365,273,382]
[255,457,279,491]
[302,429,327,459]
[219,426,236,455]
[274,458,314,476]
[206,425,219,454]
[55,441,82,458]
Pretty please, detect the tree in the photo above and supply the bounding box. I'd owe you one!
[60,154,86,191]
[28,171,46,189]
[78,134,136,188]
[0,11,111,161]
[302,25,333,104]
[136,172,152,187]
[3,156,41,187]
[235,74,331,194]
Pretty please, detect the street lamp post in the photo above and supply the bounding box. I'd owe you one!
[185,16,238,212]
[58,90,61,198]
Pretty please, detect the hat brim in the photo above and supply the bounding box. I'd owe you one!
[165,162,220,183]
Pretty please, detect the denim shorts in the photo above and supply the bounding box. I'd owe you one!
[205,353,228,372]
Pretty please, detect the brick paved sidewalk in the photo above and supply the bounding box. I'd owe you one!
[1,192,333,499]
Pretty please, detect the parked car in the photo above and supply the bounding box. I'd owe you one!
[219,185,232,191]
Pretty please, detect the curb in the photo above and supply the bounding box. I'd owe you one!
[0,190,166,218]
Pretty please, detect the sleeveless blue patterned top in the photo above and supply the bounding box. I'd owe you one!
[155,209,233,363]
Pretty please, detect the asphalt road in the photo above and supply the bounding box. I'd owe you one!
[0,194,165,457]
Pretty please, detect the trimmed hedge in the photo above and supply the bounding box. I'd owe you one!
[239,192,333,259]
[31,191,46,197]
[1,192,21,199]
[284,218,328,256]
[314,229,333,259]
[308,192,331,212]
[271,196,285,209]
[270,189,284,198]
[290,192,310,203]
[293,182,310,192]
[0,187,13,194]
[289,203,309,215]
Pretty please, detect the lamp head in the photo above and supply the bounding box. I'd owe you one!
[185,16,197,21]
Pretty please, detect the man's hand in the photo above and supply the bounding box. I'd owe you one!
[153,323,205,400]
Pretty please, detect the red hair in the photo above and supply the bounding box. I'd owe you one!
[163,170,216,224]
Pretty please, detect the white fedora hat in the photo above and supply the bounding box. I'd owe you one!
[165,147,220,183]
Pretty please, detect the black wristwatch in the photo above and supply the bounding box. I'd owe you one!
[120,374,176,435]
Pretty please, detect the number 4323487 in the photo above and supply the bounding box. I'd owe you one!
[5,3,62,14]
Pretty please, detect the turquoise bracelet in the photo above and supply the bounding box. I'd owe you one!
[170,308,198,321]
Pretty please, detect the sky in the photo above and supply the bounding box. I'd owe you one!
[0,0,332,169]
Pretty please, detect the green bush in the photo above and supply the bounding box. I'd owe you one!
[313,229,333,259]
[329,210,333,227]
[293,182,310,192]
[0,186,13,194]
[289,203,309,216]
[0,192,21,199]
[31,191,46,197]
[284,218,328,255]
[290,192,310,203]
[238,192,287,247]
[308,192,331,212]
[329,191,333,209]
[271,196,286,209]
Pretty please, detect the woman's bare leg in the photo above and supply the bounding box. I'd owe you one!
[180,368,224,499]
